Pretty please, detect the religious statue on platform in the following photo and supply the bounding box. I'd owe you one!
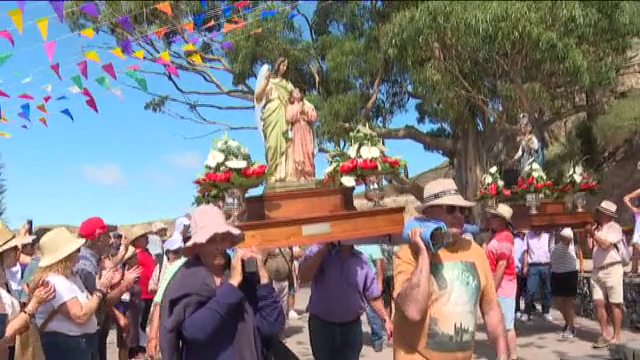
[254,57,318,183]
[510,112,545,174]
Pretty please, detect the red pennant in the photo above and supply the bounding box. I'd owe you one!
[0,90,8,98]
[82,87,94,101]
[37,104,48,114]
[18,93,34,100]
[77,60,88,80]
[85,98,98,113]
[154,27,168,39]
[39,117,48,128]
[101,63,117,80]
[50,63,61,80]
[43,95,51,103]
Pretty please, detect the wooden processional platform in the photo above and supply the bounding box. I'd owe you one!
[510,201,594,231]
[236,186,405,248]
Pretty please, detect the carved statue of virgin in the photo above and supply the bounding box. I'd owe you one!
[511,113,545,174]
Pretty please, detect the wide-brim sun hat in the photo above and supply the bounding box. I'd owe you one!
[595,200,618,218]
[485,203,514,223]
[151,221,168,233]
[0,225,16,253]
[39,227,86,268]
[414,178,476,213]
[0,235,36,254]
[185,205,244,253]
[124,224,153,244]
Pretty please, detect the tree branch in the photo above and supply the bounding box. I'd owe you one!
[374,125,455,156]
[362,62,384,120]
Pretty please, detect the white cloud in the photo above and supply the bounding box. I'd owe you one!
[162,151,202,170]
[146,169,179,189]
[81,164,126,186]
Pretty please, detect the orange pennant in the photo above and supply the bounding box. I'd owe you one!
[39,117,47,127]
[155,27,168,39]
[36,104,48,114]
[203,20,216,29]
[155,2,172,16]
[182,22,194,33]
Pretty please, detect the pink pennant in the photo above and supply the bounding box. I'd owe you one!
[18,93,34,100]
[82,87,94,101]
[101,63,117,80]
[166,65,179,78]
[50,63,61,80]
[43,95,51,103]
[0,31,14,47]
[85,98,98,113]
[155,58,170,66]
[77,60,88,80]
[44,41,56,63]
[126,65,141,71]
[0,90,9,98]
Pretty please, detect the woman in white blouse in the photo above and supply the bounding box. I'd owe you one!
[32,228,118,360]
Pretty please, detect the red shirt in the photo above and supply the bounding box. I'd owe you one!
[136,248,156,300]
[485,229,517,297]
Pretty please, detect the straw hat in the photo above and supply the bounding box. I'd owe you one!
[0,235,36,253]
[557,227,574,241]
[185,205,243,250]
[151,222,167,233]
[414,178,476,213]
[122,246,137,263]
[595,200,618,218]
[124,224,153,243]
[39,227,86,268]
[485,203,513,223]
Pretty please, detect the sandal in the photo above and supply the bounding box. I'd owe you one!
[592,336,611,349]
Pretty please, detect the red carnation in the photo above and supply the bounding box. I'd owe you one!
[489,183,498,196]
[242,168,254,177]
[534,183,545,190]
[545,181,553,187]
[527,176,536,185]
[518,177,525,187]
[502,188,512,197]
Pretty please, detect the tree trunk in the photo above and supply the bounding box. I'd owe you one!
[453,123,485,219]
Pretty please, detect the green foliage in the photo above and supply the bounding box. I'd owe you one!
[594,91,640,147]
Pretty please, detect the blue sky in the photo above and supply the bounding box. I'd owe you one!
[0,1,444,229]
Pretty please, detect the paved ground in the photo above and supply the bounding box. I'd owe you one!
[107,287,639,359]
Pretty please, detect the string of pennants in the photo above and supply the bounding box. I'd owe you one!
[0,0,303,139]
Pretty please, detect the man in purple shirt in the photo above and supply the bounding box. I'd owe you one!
[299,243,392,360]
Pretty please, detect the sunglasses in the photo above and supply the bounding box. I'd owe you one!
[444,206,470,217]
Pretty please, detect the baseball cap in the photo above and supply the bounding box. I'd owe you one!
[164,232,184,252]
[78,217,116,241]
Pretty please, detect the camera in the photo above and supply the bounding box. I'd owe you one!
[242,257,258,274]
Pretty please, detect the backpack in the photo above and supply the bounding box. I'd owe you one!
[263,248,293,282]
[615,237,632,267]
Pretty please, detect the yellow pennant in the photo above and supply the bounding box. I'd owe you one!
[182,44,197,52]
[8,9,23,34]
[36,17,48,41]
[132,50,144,60]
[85,50,101,63]
[80,28,95,39]
[188,53,203,65]
[159,51,170,63]
[0,132,10,138]
[110,48,126,60]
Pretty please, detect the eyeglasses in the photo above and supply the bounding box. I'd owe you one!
[444,206,469,217]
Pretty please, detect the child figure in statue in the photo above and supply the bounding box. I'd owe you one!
[286,88,318,181]
[511,112,544,174]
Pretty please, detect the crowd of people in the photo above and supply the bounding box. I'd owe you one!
[0,179,635,360]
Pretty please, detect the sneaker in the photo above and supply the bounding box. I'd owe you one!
[543,313,553,321]
[288,310,299,320]
[561,326,576,339]
[373,340,384,352]
[592,336,610,349]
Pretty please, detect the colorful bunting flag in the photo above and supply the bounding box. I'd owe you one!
[166,65,179,77]
[158,51,170,63]
[261,10,277,20]
[156,2,172,16]
[183,22,194,33]
[20,76,31,84]
[0,31,14,47]
[189,36,201,45]
[188,53,203,65]
[125,70,148,92]
[204,20,216,29]
[132,50,144,60]
[85,98,98,113]
[82,87,94,100]
[156,58,169,66]
[110,48,125,60]
[70,75,83,90]
[20,103,29,120]
[36,104,47,114]
[0,53,12,67]
[126,65,140,71]
[118,16,134,33]
[67,86,81,94]
[236,1,249,10]
[20,125,27,129]
[111,88,124,100]
[95,76,110,90]
[80,28,95,39]
[60,108,73,121]
[18,93,33,100]
[77,60,88,79]
[17,1,25,13]
[224,21,247,34]
[55,95,67,100]
[50,63,61,80]
[193,14,206,29]
[117,38,133,55]
[36,17,48,41]
[39,117,47,128]
[18,113,28,122]
[0,90,8,98]
[85,50,101,63]
[182,44,197,52]
[8,9,23,34]
[49,1,65,23]
[101,63,117,80]
[0,133,10,138]
[221,42,232,50]
[155,27,168,39]
[200,0,207,9]
[223,6,233,18]
[43,84,52,93]
[44,41,56,63]
[43,95,51,103]
[80,3,100,17]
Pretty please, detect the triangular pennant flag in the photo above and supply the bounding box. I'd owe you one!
[221,42,232,50]
[67,86,81,94]
[201,0,207,9]
[17,1,25,13]
[43,95,51,103]
[39,117,47,127]
[20,124,28,129]
[261,10,277,20]
[0,133,9,138]
[118,16,134,33]
[101,63,117,80]
[125,70,138,80]
[70,75,83,90]
[36,17,48,41]
[0,53,12,67]
[118,38,132,55]
[36,104,47,114]
[8,9,23,34]
[111,88,124,100]
[136,77,148,92]
[44,41,56,63]
[95,75,110,90]
[0,31,14,47]
[188,53,203,65]
[156,2,172,16]
[85,98,98,113]
[80,3,100,17]
[18,93,33,100]
[110,47,126,60]
[0,90,9,98]
[203,20,216,29]
[235,1,249,10]
[77,60,88,79]
[20,103,29,119]
[55,95,67,100]
[189,36,201,45]
[126,65,141,71]
[80,28,95,39]
[156,58,170,66]
[154,27,168,39]
[43,84,52,93]
[223,6,233,18]
[183,22,194,33]
[18,113,29,122]
[166,65,179,77]
[158,51,170,63]
[193,13,206,29]
[85,50,101,63]
[182,44,197,52]
[50,63,61,80]
[21,75,32,84]
[49,1,65,23]
[60,108,73,122]
[82,87,94,101]
[132,50,144,60]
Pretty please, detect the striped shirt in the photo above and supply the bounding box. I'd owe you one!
[551,241,578,273]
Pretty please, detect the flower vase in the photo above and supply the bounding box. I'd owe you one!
[487,197,498,209]
[574,191,587,212]
[223,188,247,224]
[364,175,385,207]
[525,193,540,214]
[564,193,574,211]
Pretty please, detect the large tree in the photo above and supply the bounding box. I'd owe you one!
[65,1,639,200]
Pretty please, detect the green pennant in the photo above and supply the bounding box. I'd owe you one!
[135,77,148,92]
[125,70,138,81]
[95,75,110,90]
[0,53,12,67]
[70,74,84,90]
